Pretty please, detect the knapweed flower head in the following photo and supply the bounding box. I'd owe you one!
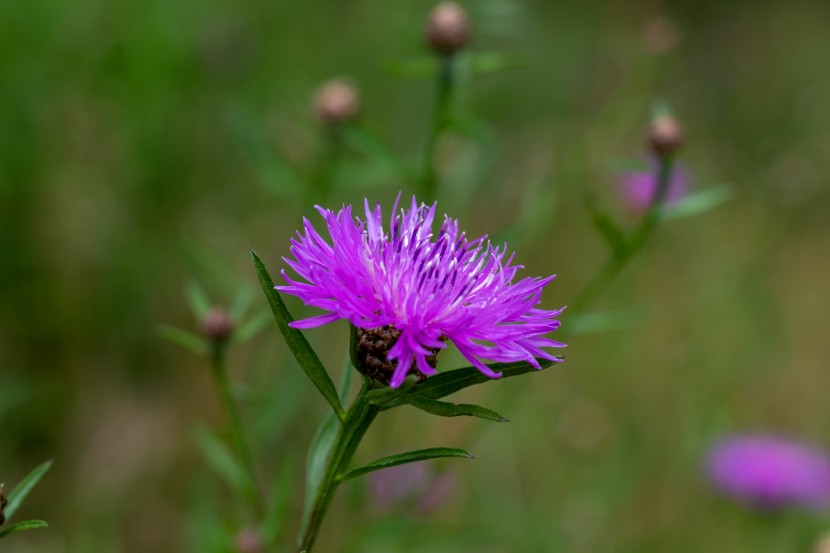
[618,158,689,215]
[706,434,830,511]
[279,195,565,388]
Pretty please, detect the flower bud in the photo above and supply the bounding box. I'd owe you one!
[425,2,471,55]
[312,78,360,126]
[648,114,684,156]
[234,528,264,553]
[200,308,234,344]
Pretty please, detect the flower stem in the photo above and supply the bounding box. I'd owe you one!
[296,380,379,553]
[209,345,266,518]
[421,53,457,199]
[569,156,675,315]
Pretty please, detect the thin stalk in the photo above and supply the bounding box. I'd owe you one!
[421,53,457,199]
[308,126,342,204]
[569,156,674,316]
[297,380,379,553]
[209,345,265,518]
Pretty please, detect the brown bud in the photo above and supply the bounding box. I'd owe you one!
[312,78,360,125]
[426,2,471,55]
[234,528,264,553]
[200,308,234,343]
[354,326,441,386]
[648,115,684,156]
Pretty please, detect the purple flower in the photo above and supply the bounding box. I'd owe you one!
[706,434,830,511]
[618,159,689,214]
[278,195,565,388]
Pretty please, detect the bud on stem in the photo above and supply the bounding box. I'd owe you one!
[426,2,471,56]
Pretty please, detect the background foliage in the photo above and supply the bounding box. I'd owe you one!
[2,0,830,551]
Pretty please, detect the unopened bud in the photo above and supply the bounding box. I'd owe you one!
[200,308,234,343]
[312,79,360,125]
[234,528,264,553]
[648,115,684,156]
[426,2,471,55]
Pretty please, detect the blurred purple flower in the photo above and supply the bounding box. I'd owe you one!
[368,462,457,514]
[279,195,565,388]
[618,159,689,214]
[706,434,830,511]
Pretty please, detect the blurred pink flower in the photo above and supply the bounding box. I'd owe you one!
[618,159,689,215]
[368,462,457,514]
[706,434,830,511]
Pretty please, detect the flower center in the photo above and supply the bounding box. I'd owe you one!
[354,326,440,386]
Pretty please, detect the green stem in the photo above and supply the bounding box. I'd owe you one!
[421,53,457,200]
[569,156,674,316]
[296,380,379,553]
[209,345,265,518]
[308,126,342,204]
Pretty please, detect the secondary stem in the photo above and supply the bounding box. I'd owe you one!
[421,53,456,200]
[297,380,379,553]
[209,346,265,518]
[569,156,674,316]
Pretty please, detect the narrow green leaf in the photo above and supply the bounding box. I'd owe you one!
[251,251,345,420]
[338,447,473,482]
[193,426,252,500]
[185,281,212,320]
[158,325,207,355]
[404,395,508,422]
[300,408,339,531]
[465,52,525,74]
[0,520,49,538]
[230,285,255,321]
[591,211,628,259]
[660,185,734,220]
[5,460,52,520]
[403,358,558,402]
[232,310,272,344]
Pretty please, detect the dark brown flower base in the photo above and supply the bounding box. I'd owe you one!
[354,326,440,386]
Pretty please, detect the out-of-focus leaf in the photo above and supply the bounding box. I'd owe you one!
[661,185,734,220]
[158,325,207,355]
[261,459,293,547]
[251,251,345,420]
[194,426,252,500]
[465,52,525,74]
[404,395,508,422]
[230,285,255,321]
[402,358,558,402]
[0,520,49,538]
[338,125,415,183]
[567,309,648,335]
[5,460,52,520]
[385,57,435,78]
[591,210,628,259]
[232,309,272,344]
[185,281,212,320]
[338,447,473,482]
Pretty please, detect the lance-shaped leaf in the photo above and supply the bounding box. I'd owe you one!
[338,447,473,482]
[251,251,345,420]
[4,460,52,521]
[158,325,207,355]
[400,358,559,403]
[0,520,49,539]
[404,395,508,422]
[193,426,252,500]
[591,210,628,260]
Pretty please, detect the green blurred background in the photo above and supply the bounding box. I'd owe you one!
[3,0,830,551]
